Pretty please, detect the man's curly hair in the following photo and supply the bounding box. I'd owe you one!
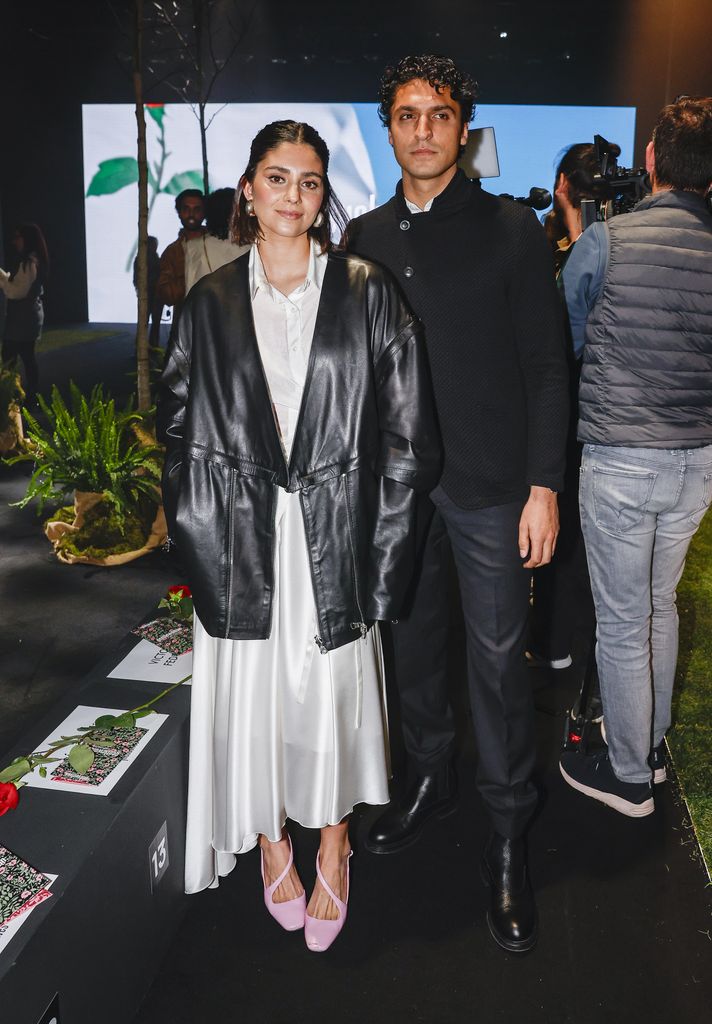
[378,55,478,128]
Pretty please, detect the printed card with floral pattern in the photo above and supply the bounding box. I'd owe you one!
[0,846,52,927]
[132,618,193,656]
[50,726,148,786]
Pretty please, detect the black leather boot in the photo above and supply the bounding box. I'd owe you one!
[481,831,538,953]
[364,762,457,854]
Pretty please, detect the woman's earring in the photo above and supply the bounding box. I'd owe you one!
[313,211,324,228]
[245,199,255,216]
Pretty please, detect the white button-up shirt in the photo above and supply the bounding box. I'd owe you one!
[404,196,435,214]
[249,240,327,455]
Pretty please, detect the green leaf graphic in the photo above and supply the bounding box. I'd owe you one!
[86,157,139,197]
[161,170,204,196]
[146,105,166,127]
[68,744,94,775]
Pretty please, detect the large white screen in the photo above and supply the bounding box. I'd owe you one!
[83,102,636,322]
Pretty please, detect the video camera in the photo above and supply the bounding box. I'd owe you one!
[580,134,651,231]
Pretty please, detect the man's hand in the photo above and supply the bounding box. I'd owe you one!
[518,486,559,568]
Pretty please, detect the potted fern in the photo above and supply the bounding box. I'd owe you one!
[7,382,166,565]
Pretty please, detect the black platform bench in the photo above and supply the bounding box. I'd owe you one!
[0,631,191,1024]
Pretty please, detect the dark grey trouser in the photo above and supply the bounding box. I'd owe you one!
[390,484,538,839]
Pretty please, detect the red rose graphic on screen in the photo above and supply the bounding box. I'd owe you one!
[0,782,20,817]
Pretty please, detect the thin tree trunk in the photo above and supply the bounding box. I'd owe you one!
[193,0,209,194]
[199,101,209,194]
[133,0,151,413]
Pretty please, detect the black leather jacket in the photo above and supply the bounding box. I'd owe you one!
[157,249,441,651]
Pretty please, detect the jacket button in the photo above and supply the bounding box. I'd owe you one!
[399,219,411,231]
[403,266,414,278]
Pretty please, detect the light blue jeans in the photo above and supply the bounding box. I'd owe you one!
[579,444,712,782]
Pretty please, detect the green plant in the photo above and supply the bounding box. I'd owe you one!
[85,104,203,271]
[6,382,162,515]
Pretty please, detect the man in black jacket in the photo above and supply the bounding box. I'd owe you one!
[346,55,568,952]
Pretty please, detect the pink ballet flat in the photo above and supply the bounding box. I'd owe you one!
[304,850,352,952]
[260,834,306,931]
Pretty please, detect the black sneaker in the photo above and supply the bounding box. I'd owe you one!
[649,742,667,784]
[560,750,654,817]
[599,723,666,784]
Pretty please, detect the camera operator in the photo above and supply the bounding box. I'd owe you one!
[544,144,600,272]
[528,144,604,672]
[559,97,712,817]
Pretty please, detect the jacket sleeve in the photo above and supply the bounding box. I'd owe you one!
[156,240,185,306]
[508,209,569,493]
[366,309,442,621]
[156,305,192,538]
[561,222,608,358]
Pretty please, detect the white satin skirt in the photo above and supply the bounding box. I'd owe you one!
[184,486,390,894]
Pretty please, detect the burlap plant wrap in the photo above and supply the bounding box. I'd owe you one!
[0,404,23,454]
[44,490,167,566]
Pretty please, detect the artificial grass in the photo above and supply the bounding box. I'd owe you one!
[37,328,116,354]
[670,509,712,879]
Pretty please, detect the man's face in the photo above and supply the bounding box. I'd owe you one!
[387,79,468,183]
[178,196,205,231]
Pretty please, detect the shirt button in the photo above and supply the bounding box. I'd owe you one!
[403,266,414,278]
[399,219,411,231]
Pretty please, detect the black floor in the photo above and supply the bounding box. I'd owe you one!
[2,329,711,1024]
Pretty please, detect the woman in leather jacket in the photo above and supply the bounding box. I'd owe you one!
[158,120,440,951]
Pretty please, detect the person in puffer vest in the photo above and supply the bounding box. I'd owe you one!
[559,97,712,818]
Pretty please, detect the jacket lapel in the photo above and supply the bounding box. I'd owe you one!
[287,253,343,473]
[231,254,289,478]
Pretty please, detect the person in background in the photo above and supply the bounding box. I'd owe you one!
[0,222,50,407]
[527,143,603,673]
[559,97,712,816]
[158,120,440,952]
[544,143,600,271]
[156,189,205,337]
[184,187,249,294]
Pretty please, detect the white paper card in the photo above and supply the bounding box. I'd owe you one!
[108,639,192,684]
[0,875,57,956]
[23,706,167,797]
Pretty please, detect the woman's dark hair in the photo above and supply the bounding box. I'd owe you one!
[546,143,601,243]
[378,54,478,128]
[205,187,237,240]
[230,120,349,251]
[14,222,49,280]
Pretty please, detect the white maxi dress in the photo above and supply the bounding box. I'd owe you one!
[184,242,390,894]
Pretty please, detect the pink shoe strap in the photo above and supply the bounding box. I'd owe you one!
[315,849,352,913]
[261,834,295,897]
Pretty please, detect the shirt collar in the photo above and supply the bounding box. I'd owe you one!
[404,195,435,214]
[395,169,473,219]
[249,237,327,300]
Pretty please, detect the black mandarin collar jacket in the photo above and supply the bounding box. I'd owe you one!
[157,249,441,651]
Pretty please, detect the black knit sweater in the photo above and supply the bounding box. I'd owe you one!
[346,170,568,509]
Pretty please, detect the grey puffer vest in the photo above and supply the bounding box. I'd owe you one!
[578,190,712,448]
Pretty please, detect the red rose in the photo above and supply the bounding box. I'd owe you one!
[0,782,20,817]
[167,585,192,599]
